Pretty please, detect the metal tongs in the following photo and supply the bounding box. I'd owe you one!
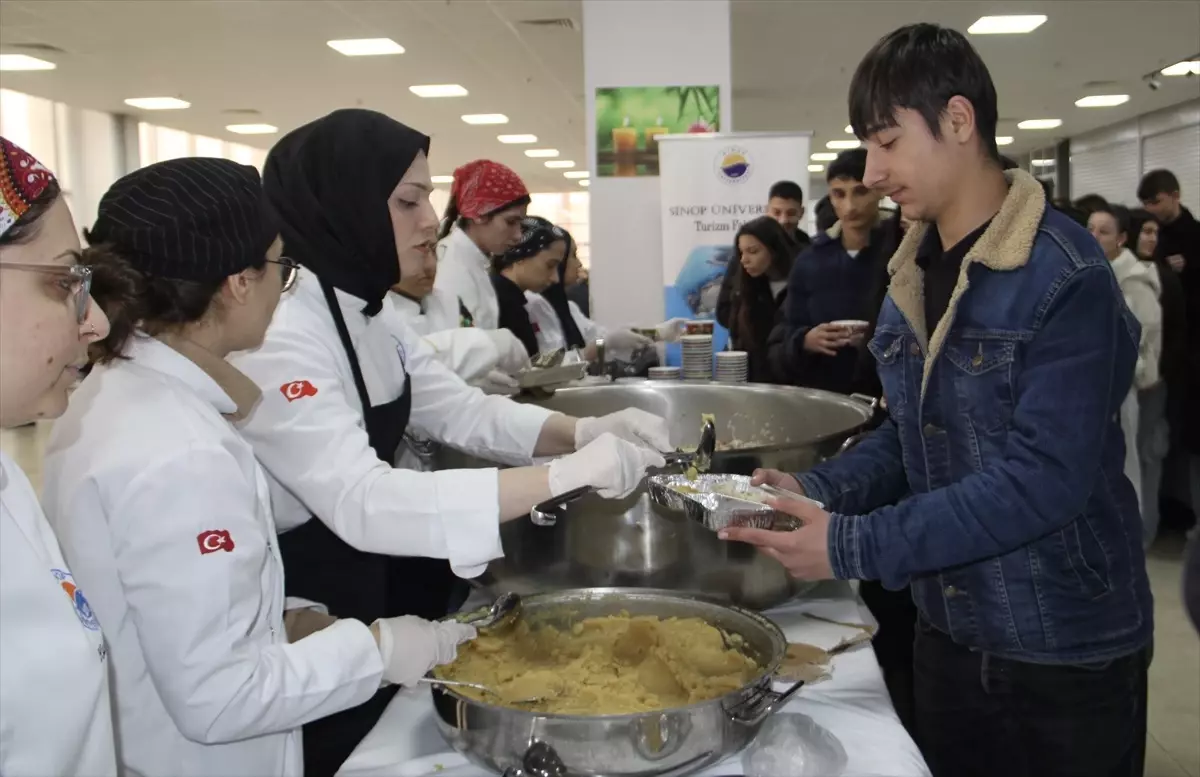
[528,419,717,527]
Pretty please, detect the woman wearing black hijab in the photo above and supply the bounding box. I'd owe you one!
[230,110,669,775]
[491,216,570,356]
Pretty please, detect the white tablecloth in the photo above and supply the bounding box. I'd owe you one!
[340,582,929,777]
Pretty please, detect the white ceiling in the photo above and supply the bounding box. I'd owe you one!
[1,0,1198,191]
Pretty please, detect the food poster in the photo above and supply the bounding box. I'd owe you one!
[594,85,721,178]
[657,132,812,366]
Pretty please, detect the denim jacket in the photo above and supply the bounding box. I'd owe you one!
[797,170,1153,664]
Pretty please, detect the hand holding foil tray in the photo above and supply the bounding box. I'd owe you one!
[648,474,826,533]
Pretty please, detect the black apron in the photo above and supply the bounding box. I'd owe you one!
[278,280,464,777]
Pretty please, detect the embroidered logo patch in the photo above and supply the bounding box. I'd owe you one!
[197,529,235,555]
[51,568,101,631]
[280,380,318,402]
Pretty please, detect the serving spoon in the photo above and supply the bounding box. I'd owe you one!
[417,677,555,705]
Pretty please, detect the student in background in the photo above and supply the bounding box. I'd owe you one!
[715,216,796,383]
[1088,204,1163,536]
[1139,169,1200,529]
[765,180,812,251]
[492,217,570,357]
[767,149,885,395]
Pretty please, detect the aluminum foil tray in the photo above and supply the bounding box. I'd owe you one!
[515,361,589,389]
[647,473,824,533]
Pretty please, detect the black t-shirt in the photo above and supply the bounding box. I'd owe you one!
[916,219,992,334]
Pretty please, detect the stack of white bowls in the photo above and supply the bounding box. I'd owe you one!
[715,350,749,383]
[648,366,682,381]
[681,334,714,380]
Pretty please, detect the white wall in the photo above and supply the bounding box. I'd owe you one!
[1070,98,1200,210]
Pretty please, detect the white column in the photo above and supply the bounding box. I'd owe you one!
[583,0,732,330]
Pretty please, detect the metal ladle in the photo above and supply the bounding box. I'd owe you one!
[464,591,522,635]
[528,418,717,527]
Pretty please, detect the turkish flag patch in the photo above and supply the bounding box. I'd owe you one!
[280,380,318,402]
[197,530,235,555]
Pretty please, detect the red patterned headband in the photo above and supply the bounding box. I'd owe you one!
[451,159,529,220]
[0,137,56,239]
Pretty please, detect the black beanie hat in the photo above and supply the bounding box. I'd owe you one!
[87,157,278,282]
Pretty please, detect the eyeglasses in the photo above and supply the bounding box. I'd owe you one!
[265,256,299,293]
[0,261,93,323]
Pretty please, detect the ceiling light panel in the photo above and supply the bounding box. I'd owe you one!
[811,152,837,161]
[967,15,1047,35]
[579,179,590,187]
[431,175,454,184]
[327,38,404,56]
[124,97,190,110]
[826,140,861,150]
[563,171,589,179]
[808,165,825,173]
[461,114,508,125]
[497,134,537,144]
[995,136,1014,146]
[0,54,56,71]
[525,149,559,158]
[1075,95,1130,108]
[226,123,278,135]
[1017,119,1063,130]
[844,125,854,134]
[1161,61,1200,76]
[408,84,467,98]
[545,160,575,168]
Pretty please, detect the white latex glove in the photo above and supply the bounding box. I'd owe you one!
[603,328,655,353]
[655,317,689,343]
[485,328,532,374]
[576,408,673,452]
[548,432,667,498]
[373,616,477,687]
[483,369,519,388]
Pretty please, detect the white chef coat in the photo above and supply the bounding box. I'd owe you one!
[0,452,116,777]
[231,270,554,579]
[435,227,499,330]
[42,336,384,777]
[388,289,499,384]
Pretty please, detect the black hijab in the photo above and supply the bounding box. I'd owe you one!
[262,109,430,316]
[541,227,587,349]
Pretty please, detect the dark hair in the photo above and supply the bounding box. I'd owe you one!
[814,196,837,233]
[1090,204,1131,239]
[730,216,796,350]
[1039,178,1055,201]
[437,193,533,241]
[81,240,266,364]
[1073,193,1110,217]
[767,180,804,205]
[1137,169,1181,202]
[1056,203,1090,228]
[827,148,867,183]
[1127,208,1159,260]
[849,23,1000,162]
[0,178,61,246]
[999,155,1018,171]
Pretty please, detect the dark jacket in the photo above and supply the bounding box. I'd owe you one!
[767,222,889,394]
[491,273,538,357]
[800,171,1151,663]
[716,273,787,384]
[1155,205,1200,452]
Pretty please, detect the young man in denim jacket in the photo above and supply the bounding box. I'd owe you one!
[721,23,1152,777]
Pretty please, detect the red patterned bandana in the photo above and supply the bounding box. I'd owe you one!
[0,136,55,239]
[451,159,529,220]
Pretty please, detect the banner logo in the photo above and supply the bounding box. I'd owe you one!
[715,146,752,183]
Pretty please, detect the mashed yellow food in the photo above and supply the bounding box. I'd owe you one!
[435,613,760,715]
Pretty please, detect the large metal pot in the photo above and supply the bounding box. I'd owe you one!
[441,382,875,610]
[433,588,803,776]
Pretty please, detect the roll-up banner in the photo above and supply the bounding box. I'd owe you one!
[657,132,812,364]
